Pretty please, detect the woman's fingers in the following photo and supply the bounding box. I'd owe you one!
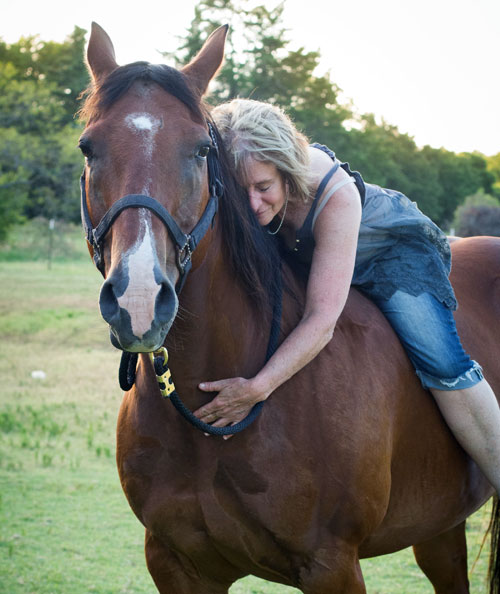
[198,377,243,392]
[194,377,262,433]
[199,406,252,439]
[198,381,218,392]
[196,406,220,422]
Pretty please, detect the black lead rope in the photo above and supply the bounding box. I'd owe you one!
[119,352,138,391]
[118,272,282,436]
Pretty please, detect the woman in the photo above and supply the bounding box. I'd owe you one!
[194,98,500,493]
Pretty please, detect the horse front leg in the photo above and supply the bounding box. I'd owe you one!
[412,520,469,594]
[300,544,366,594]
[145,530,231,594]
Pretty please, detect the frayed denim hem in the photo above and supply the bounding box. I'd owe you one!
[416,360,484,391]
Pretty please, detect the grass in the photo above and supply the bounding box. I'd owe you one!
[0,218,88,263]
[0,223,494,593]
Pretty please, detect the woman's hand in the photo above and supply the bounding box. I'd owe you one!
[194,377,269,435]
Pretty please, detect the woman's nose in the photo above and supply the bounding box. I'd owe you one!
[248,190,260,214]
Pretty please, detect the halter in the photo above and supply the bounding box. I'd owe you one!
[80,122,223,293]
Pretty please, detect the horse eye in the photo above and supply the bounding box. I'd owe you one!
[78,138,93,159]
[197,145,211,159]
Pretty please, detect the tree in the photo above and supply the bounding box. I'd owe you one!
[454,205,500,237]
[420,148,495,226]
[0,30,88,239]
[0,26,89,121]
[0,62,67,134]
[0,16,495,241]
[453,190,500,237]
[168,0,351,144]
[486,152,500,198]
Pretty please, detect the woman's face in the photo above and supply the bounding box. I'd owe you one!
[243,158,287,226]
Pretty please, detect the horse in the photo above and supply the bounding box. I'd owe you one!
[79,22,500,593]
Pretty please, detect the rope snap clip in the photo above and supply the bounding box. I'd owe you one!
[149,347,175,398]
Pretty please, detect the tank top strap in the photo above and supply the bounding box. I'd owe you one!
[289,143,365,264]
[311,177,356,230]
[311,142,366,207]
[298,162,339,237]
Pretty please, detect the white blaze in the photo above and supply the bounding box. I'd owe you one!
[130,115,154,130]
[117,217,161,339]
[124,112,161,194]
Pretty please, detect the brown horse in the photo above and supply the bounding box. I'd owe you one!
[80,22,500,593]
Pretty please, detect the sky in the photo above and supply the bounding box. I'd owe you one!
[3,0,500,156]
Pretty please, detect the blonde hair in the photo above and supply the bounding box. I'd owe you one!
[211,99,311,202]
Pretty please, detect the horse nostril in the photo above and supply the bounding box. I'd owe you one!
[155,280,177,325]
[99,279,120,324]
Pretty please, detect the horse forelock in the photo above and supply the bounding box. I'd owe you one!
[79,62,205,123]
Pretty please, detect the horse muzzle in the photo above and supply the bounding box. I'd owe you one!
[99,263,178,352]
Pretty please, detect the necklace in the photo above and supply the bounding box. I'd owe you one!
[267,187,289,235]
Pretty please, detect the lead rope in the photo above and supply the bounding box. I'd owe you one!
[118,270,282,436]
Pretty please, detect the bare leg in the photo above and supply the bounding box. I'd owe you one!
[413,521,469,594]
[431,379,500,494]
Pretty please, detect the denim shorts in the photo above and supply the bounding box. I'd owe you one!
[371,290,483,391]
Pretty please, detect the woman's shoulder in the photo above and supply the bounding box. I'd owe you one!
[307,145,336,181]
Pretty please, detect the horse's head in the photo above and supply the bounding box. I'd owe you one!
[79,23,227,352]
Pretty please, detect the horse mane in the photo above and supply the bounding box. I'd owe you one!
[210,122,282,312]
[79,62,281,313]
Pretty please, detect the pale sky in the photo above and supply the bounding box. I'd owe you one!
[3,0,500,156]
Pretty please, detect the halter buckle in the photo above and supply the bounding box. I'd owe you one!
[176,235,193,271]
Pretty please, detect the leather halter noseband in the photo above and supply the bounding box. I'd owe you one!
[80,122,223,293]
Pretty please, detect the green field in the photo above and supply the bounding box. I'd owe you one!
[0,224,493,593]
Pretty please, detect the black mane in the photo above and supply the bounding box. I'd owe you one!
[80,62,281,313]
[211,123,282,312]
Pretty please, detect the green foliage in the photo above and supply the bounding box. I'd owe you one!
[0,169,28,242]
[486,152,500,198]
[0,9,497,245]
[453,190,500,237]
[0,63,64,133]
[0,26,89,121]
[169,0,351,144]
[455,205,500,237]
[0,28,87,240]
[0,120,82,225]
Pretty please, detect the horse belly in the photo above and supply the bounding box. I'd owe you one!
[359,395,490,558]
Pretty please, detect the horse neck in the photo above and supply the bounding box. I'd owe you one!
[167,232,272,399]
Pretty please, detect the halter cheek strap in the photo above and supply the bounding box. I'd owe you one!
[80,122,223,293]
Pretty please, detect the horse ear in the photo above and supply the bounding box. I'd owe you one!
[181,25,228,96]
[86,22,118,83]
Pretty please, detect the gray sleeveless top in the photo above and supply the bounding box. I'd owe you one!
[282,144,457,310]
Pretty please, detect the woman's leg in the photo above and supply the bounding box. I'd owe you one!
[372,290,500,494]
[431,380,500,494]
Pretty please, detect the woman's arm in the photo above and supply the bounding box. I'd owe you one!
[194,176,362,432]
